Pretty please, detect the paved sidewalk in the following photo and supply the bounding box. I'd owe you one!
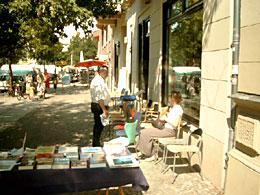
[0,86,222,195]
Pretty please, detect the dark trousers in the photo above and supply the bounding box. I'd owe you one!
[91,102,104,147]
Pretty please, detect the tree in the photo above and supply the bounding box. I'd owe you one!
[0,0,119,95]
[0,1,26,95]
[66,33,98,65]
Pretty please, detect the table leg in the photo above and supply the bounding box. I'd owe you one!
[118,186,124,195]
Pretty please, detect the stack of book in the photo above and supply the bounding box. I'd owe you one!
[81,147,106,168]
[52,158,70,169]
[0,149,22,171]
[19,155,36,170]
[35,146,55,169]
[58,146,79,160]
[103,142,139,169]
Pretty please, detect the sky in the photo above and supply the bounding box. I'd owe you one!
[60,19,98,52]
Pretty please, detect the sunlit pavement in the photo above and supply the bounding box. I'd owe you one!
[0,84,222,195]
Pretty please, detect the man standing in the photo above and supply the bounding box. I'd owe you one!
[90,66,110,146]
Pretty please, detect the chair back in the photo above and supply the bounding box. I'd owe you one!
[134,112,142,133]
[124,120,138,144]
[176,116,183,139]
[190,128,203,149]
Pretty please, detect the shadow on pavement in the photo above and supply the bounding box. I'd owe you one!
[0,99,93,149]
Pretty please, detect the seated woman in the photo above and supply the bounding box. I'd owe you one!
[136,91,183,161]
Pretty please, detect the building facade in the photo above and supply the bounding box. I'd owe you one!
[96,0,260,193]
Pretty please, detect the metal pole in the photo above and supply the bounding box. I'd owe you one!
[223,0,241,193]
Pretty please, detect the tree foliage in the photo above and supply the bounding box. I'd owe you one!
[170,10,203,68]
[0,0,118,94]
[65,33,98,65]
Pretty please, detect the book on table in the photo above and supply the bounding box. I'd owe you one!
[36,158,54,169]
[105,147,139,168]
[18,155,36,170]
[52,153,65,158]
[0,164,15,171]
[79,152,92,160]
[71,160,88,169]
[23,147,36,156]
[0,155,21,164]
[89,156,107,168]
[65,152,78,160]
[58,146,78,154]
[106,154,139,168]
[80,147,103,153]
[35,146,55,155]
[52,158,70,169]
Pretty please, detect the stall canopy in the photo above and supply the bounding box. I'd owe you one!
[75,59,107,68]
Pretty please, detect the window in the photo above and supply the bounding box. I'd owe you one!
[164,0,203,123]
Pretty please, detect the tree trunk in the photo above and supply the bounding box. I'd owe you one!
[8,56,14,96]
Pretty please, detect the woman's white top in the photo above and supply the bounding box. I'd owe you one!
[164,105,183,129]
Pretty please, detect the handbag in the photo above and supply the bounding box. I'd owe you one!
[151,119,166,130]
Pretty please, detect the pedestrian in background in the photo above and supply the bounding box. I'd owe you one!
[90,66,110,147]
[44,70,50,93]
[52,71,58,92]
[29,82,35,100]
[26,73,33,96]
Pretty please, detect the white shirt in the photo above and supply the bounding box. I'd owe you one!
[164,105,183,129]
[90,74,110,105]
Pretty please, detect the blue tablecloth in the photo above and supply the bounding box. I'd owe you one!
[0,167,149,194]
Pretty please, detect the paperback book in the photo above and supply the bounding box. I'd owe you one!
[52,158,70,169]
[19,155,35,170]
[35,146,55,155]
[65,152,78,160]
[80,147,103,153]
[0,164,15,171]
[36,158,53,169]
[58,146,78,154]
[71,160,88,169]
[89,156,106,168]
[79,153,92,160]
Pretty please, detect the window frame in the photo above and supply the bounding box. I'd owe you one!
[163,0,203,125]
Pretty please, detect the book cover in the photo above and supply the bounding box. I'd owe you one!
[36,146,55,155]
[89,156,106,168]
[36,158,53,164]
[36,158,53,169]
[36,153,52,159]
[19,157,35,170]
[52,158,70,169]
[113,158,133,165]
[24,148,36,156]
[0,155,21,163]
[71,160,87,169]
[58,146,78,153]
[79,153,92,160]
[106,155,139,168]
[66,152,78,160]
[92,152,105,159]
[0,164,15,171]
[80,147,102,153]
[52,153,65,158]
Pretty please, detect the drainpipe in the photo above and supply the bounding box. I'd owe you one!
[223,0,241,193]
